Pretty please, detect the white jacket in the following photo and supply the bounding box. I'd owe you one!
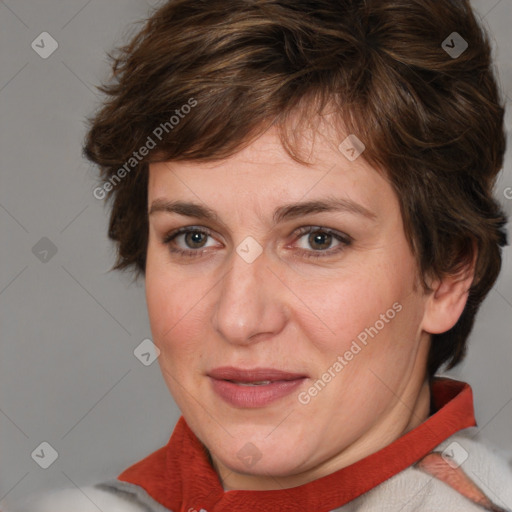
[5,428,512,512]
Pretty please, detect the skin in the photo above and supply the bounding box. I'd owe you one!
[145,122,474,491]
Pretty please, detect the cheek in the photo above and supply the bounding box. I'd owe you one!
[145,263,170,340]
[145,246,194,351]
[146,279,204,412]
[294,269,403,355]
[147,278,201,350]
[298,258,420,366]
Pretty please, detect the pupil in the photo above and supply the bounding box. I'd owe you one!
[187,231,205,248]
[310,232,331,250]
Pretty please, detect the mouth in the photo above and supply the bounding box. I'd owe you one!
[208,367,308,408]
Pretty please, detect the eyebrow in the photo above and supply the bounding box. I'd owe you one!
[148,196,377,224]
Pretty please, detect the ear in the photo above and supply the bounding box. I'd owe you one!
[420,247,477,335]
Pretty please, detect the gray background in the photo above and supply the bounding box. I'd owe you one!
[1,0,511,507]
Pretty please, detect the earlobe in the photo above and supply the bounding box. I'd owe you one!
[421,252,477,335]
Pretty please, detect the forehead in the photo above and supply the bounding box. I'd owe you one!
[147,126,395,221]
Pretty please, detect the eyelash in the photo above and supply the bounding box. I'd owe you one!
[162,226,352,260]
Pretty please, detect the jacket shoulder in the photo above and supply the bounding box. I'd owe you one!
[3,480,167,512]
[344,428,512,511]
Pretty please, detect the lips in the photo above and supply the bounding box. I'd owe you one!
[208,367,307,408]
[208,367,307,383]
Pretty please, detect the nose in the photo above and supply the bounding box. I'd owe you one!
[212,243,288,346]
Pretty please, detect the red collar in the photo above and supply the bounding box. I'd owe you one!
[118,377,476,511]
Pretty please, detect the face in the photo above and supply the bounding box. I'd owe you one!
[145,124,432,490]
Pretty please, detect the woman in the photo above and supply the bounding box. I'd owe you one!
[12,0,512,510]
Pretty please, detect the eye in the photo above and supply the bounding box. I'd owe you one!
[162,225,352,260]
[162,226,218,257]
[292,226,352,259]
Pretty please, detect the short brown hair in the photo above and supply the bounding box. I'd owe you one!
[84,0,508,377]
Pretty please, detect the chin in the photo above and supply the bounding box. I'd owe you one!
[223,452,306,480]
[214,432,312,477]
